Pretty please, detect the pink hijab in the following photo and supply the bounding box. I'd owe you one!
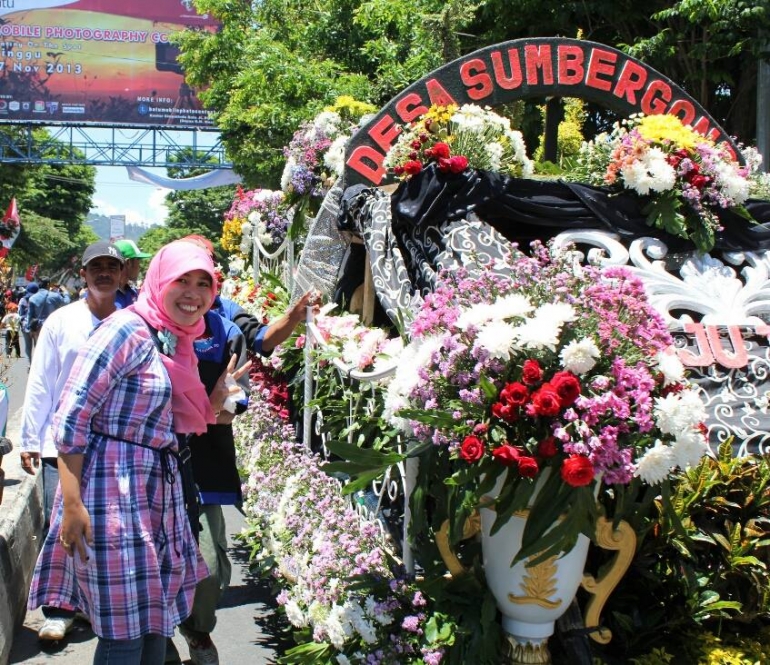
[130,241,217,435]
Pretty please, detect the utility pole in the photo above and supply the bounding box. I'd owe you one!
[758,37,770,172]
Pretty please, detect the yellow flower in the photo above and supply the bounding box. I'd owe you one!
[221,217,246,255]
[636,114,706,150]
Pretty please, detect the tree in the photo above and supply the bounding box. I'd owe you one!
[0,127,97,273]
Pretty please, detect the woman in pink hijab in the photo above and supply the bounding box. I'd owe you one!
[29,241,234,664]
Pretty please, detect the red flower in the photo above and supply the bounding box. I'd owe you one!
[538,436,558,458]
[432,142,451,159]
[472,422,489,435]
[549,371,581,407]
[492,443,521,466]
[491,401,518,423]
[521,359,543,385]
[448,155,469,174]
[410,140,422,150]
[460,435,485,463]
[500,382,529,408]
[394,166,405,176]
[527,386,562,417]
[517,456,539,478]
[404,160,423,175]
[560,455,595,487]
[690,174,709,189]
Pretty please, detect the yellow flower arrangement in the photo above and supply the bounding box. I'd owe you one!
[636,114,700,150]
[221,217,245,255]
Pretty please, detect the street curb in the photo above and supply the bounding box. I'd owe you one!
[0,409,43,665]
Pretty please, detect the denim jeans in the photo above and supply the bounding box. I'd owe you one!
[93,633,166,665]
[41,457,58,531]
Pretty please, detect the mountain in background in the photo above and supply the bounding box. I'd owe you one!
[85,213,159,242]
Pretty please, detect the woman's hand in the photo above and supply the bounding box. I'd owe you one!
[59,501,92,561]
[210,354,252,417]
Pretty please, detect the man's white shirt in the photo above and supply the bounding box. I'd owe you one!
[20,300,105,459]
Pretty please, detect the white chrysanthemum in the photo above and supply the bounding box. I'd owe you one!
[622,148,676,195]
[514,315,563,352]
[324,605,353,650]
[280,157,295,192]
[672,428,709,468]
[451,104,487,133]
[228,256,245,275]
[324,134,349,177]
[560,338,601,374]
[336,655,352,665]
[495,293,533,321]
[653,389,707,434]
[635,440,676,484]
[537,302,577,325]
[284,600,308,628]
[474,320,518,360]
[655,351,685,386]
[313,110,342,135]
[455,302,498,330]
[714,162,750,204]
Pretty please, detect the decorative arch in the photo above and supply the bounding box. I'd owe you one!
[344,37,740,187]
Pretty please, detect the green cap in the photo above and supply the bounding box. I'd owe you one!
[114,239,152,259]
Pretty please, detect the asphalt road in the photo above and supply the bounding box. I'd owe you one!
[4,355,290,664]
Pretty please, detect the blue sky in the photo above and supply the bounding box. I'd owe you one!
[90,165,170,228]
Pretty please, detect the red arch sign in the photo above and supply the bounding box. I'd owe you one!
[344,37,740,186]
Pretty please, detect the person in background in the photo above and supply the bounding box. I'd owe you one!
[114,239,152,308]
[28,241,242,664]
[26,276,66,347]
[20,241,125,642]
[1,302,21,358]
[18,282,38,362]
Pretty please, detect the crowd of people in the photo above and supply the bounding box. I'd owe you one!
[13,236,316,665]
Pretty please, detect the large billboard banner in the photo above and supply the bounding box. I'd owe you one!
[0,1,219,127]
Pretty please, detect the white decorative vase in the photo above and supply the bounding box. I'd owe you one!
[480,472,590,664]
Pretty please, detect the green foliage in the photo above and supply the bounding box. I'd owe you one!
[534,97,587,170]
[594,443,770,661]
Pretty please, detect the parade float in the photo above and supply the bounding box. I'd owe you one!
[224,38,770,664]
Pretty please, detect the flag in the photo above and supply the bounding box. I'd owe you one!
[25,265,38,281]
[1,198,21,249]
[2,198,18,225]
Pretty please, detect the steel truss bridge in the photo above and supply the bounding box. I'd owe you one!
[0,123,232,169]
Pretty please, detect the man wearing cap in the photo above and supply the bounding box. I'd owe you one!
[20,240,125,642]
[113,238,152,309]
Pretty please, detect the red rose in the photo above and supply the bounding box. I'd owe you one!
[492,443,521,466]
[538,436,558,458]
[432,142,451,159]
[491,401,518,423]
[521,359,543,385]
[549,371,581,407]
[690,174,709,189]
[560,455,595,487]
[437,157,451,172]
[410,140,422,150]
[517,456,539,478]
[460,435,485,463]
[527,386,562,417]
[404,160,423,175]
[500,382,529,408]
[448,155,469,174]
[394,166,405,176]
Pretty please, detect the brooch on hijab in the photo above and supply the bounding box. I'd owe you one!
[157,329,178,356]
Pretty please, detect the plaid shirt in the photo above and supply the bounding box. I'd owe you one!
[28,310,208,640]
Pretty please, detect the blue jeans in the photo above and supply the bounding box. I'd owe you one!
[41,457,58,531]
[93,633,166,665]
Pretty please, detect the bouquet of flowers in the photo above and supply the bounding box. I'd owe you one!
[220,186,291,256]
[572,113,752,252]
[384,241,709,563]
[281,96,376,238]
[384,103,534,179]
